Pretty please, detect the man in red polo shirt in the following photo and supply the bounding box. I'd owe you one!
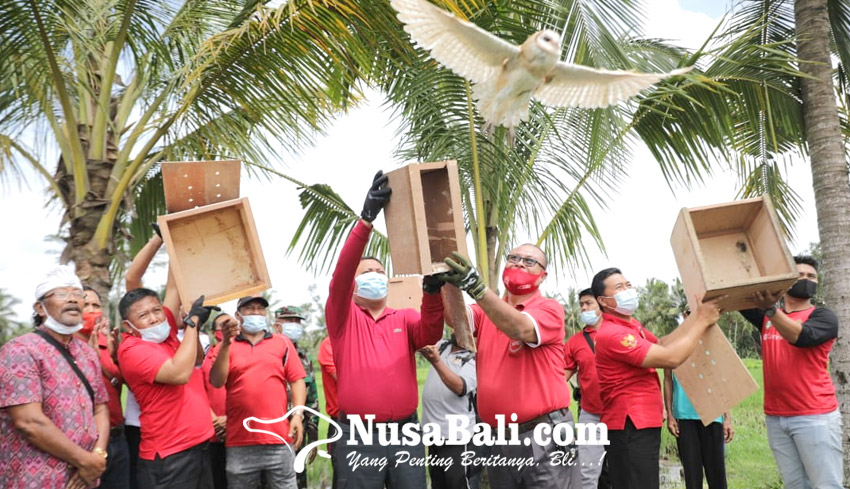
[317,336,338,420]
[564,288,610,489]
[591,267,721,489]
[118,288,216,489]
[325,171,445,488]
[437,245,580,489]
[210,296,306,488]
[76,285,130,489]
[202,313,231,489]
[740,255,841,489]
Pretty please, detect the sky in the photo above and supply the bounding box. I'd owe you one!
[0,0,822,324]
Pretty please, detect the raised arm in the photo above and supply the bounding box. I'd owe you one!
[125,235,163,291]
[642,297,722,369]
[325,220,372,336]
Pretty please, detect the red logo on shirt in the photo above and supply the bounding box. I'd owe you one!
[620,334,636,349]
[509,339,523,354]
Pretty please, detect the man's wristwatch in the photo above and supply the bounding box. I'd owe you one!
[93,447,108,459]
[765,305,778,317]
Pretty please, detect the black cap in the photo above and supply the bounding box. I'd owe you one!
[236,296,269,309]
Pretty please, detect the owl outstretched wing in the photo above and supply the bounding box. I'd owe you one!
[534,63,692,109]
[391,0,519,85]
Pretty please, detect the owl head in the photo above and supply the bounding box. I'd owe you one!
[534,30,562,55]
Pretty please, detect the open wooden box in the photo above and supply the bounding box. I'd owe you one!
[384,161,468,275]
[387,276,423,310]
[157,197,270,307]
[671,195,798,312]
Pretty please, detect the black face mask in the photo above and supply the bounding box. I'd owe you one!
[787,279,818,299]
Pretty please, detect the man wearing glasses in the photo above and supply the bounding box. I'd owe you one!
[434,245,581,489]
[0,266,110,489]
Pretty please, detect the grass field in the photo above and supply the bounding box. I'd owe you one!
[307,358,781,489]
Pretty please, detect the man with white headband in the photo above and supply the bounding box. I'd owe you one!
[325,171,445,488]
[0,265,110,489]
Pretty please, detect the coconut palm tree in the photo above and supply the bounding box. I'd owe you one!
[0,288,26,346]
[0,0,396,298]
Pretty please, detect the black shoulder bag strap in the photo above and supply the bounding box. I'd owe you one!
[582,330,596,354]
[34,329,95,410]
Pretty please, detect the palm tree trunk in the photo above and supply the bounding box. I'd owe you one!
[794,0,850,481]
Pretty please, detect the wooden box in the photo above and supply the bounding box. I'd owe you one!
[161,160,241,213]
[384,161,468,275]
[670,195,798,312]
[157,198,270,307]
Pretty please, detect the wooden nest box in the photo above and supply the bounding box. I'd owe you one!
[671,195,798,312]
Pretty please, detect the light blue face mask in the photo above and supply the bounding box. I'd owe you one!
[605,288,639,316]
[580,310,600,326]
[282,323,304,342]
[355,272,388,300]
[240,314,268,334]
[128,319,170,344]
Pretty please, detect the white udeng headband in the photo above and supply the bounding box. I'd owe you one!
[35,265,82,299]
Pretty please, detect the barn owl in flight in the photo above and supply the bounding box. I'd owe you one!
[391,0,692,143]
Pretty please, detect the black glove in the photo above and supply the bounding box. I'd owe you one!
[443,252,487,300]
[183,295,220,328]
[423,274,447,295]
[151,222,162,240]
[360,170,391,222]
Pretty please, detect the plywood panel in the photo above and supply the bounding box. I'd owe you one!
[158,198,271,307]
[673,326,759,425]
[701,233,761,287]
[688,198,761,235]
[441,285,475,352]
[387,276,423,310]
[162,160,241,213]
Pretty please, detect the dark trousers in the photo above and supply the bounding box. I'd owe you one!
[209,442,227,489]
[126,425,141,489]
[331,414,426,489]
[598,445,612,489]
[95,428,131,489]
[137,441,214,489]
[676,420,727,489]
[607,417,661,489]
[428,443,482,489]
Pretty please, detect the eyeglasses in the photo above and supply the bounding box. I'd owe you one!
[506,254,545,269]
[43,289,86,301]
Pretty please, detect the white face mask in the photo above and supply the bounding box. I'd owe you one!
[127,319,171,344]
[355,272,389,300]
[603,288,639,316]
[240,314,268,334]
[41,306,82,335]
[580,310,600,326]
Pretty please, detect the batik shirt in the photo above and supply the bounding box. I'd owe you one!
[0,328,108,488]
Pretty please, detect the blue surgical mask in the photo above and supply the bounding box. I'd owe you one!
[605,288,639,316]
[282,323,304,342]
[580,310,600,326]
[240,314,268,334]
[355,272,388,300]
[128,319,170,344]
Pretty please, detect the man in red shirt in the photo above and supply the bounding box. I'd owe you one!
[210,296,306,488]
[325,171,445,488]
[317,336,338,420]
[591,267,721,489]
[202,313,231,489]
[76,286,130,489]
[118,288,216,489]
[564,288,609,489]
[740,255,841,489]
[437,246,580,489]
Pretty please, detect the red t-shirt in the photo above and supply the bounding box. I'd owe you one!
[96,332,124,427]
[595,313,661,430]
[317,337,339,418]
[564,326,604,415]
[325,221,445,422]
[760,307,838,416]
[202,343,227,416]
[223,332,306,447]
[118,308,214,460]
[472,292,571,426]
